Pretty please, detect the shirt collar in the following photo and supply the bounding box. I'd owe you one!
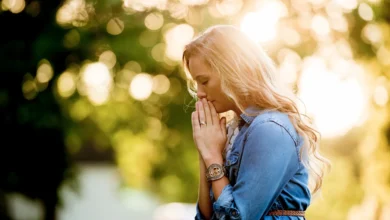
[238,105,263,126]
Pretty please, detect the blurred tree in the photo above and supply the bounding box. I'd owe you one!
[0,1,76,219]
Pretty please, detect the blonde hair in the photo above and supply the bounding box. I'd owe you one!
[182,25,331,196]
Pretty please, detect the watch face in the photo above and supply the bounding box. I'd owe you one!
[209,165,222,177]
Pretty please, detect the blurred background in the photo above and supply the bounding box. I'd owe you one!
[0,0,389,219]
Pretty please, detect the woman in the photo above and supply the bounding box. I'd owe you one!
[182,25,331,220]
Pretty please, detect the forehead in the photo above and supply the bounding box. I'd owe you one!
[188,56,210,79]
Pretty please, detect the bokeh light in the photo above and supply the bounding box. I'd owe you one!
[298,56,368,138]
[107,17,125,35]
[152,74,170,95]
[240,0,287,43]
[80,62,113,105]
[99,51,117,69]
[164,24,194,61]
[145,12,164,30]
[2,0,25,13]
[57,71,77,98]
[36,60,54,84]
[129,73,153,100]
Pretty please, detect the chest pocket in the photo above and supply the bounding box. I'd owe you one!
[224,152,240,186]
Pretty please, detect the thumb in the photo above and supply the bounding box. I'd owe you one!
[220,117,227,134]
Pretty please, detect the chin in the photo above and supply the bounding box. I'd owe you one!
[213,102,227,113]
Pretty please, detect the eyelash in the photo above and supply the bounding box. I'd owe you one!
[201,81,208,85]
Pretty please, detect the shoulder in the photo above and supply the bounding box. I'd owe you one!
[247,111,300,147]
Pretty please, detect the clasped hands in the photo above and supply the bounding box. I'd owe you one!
[191,98,227,166]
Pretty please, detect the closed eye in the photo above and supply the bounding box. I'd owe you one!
[202,81,208,85]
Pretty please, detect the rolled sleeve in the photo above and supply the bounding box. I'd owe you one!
[213,184,240,219]
[210,121,300,220]
[195,202,206,220]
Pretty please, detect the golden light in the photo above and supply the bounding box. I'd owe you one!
[99,50,117,69]
[2,0,25,13]
[151,43,166,62]
[152,74,170,95]
[180,0,208,5]
[358,3,374,21]
[144,12,164,30]
[167,3,188,19]
[326,1,343,18]
[307,0,327,6]
[335,39,353,58]
[123,0,167,11]
[362,23,382,45]
[106,17,124,35]
[36,61,54,84]
[216,0,243,16]
[129,73,153,101]
[334,0,358,11]
[298,56,368,138]
[311,15,330,37]
[240,0,287,43]
[377,46,390,66]
[373,85,388,107]
[164,24,194,61]
[124,61,142,72]
[81,62,113,105]
[57,71,77,98]
[56,0,89,27]
[277,49,301,85]
[280,27,301,46]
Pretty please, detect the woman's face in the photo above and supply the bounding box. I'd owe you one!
[188,55,236,113]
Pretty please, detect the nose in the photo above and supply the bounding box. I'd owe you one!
[197,87,206,100]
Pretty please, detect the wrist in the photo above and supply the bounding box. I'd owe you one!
[203,156,224,168]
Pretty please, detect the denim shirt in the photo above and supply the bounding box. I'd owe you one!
[195,108,311,220]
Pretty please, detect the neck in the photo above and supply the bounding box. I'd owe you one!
[232,105,243,118]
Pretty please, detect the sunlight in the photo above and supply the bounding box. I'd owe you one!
[81,62,113,105]
[298,56,367,138]
[129,73,153,101]
[240,0,287,43]
[164,24,194,61]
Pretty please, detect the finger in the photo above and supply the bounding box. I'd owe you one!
[192,111,200,132]
[220,117,227,135]
[208,101,219,126]
[198,101,206,126]
[202,98,212,125]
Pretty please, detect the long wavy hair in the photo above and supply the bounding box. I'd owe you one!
[182,25,331,196]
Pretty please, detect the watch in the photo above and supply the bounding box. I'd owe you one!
[206,163,225,182]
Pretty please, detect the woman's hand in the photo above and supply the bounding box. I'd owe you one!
[192,98,227,165]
